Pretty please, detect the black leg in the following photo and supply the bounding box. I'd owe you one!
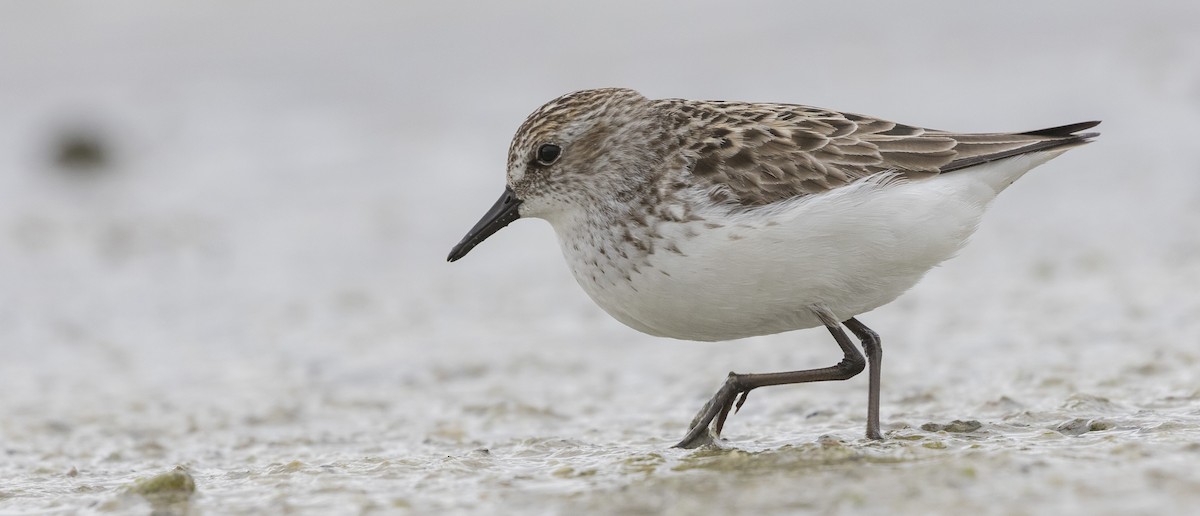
[674,307,867,448]
[844,317,883,440]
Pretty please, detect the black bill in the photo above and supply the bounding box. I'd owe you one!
[447,187,523,262]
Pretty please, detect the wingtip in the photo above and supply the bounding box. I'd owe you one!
[1021,120,1102,138]
[1070,120,1102,132]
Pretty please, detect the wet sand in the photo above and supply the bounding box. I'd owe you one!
[2,1,1199,514]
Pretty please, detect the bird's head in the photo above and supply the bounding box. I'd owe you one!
[448,88,671,262]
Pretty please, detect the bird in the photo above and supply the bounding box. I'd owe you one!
[447,88,1098,448]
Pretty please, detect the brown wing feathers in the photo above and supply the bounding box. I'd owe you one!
[680,100,1099,205]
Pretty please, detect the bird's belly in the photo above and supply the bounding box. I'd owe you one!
[558,177,993,342]
[569,235,931,342]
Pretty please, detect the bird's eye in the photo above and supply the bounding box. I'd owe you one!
[536,143,561,165]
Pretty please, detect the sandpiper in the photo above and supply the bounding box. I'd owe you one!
[448,88,1098,448]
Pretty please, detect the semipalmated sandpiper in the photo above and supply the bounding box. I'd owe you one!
[448,88,1098,448]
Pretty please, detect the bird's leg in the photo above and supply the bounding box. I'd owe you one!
[844,317,883,440]
[674,306,867,449]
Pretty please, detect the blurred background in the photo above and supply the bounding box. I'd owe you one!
[2,1,1198,513]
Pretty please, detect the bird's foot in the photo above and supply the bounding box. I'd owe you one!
[866,424,883,441]
[674,373,750,449]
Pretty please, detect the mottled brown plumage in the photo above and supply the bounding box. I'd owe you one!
[501,89,1097,210]
[658,98,1099,205]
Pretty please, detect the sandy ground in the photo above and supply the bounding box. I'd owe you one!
[2,1,1199,514]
